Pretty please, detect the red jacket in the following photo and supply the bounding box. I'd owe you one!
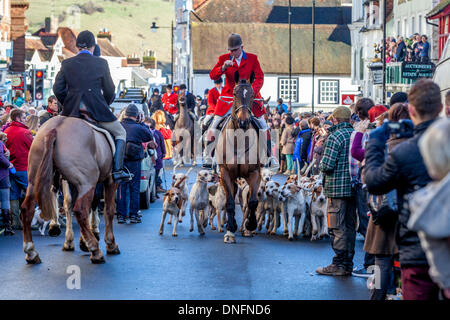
[210,51,265,117]
[161,92,178,115]
[206,86,222,115]
[4,121,33,171]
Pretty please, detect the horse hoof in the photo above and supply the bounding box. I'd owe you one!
[26,254,41,264]
[62,243,75,251]
[159,230,163,235]
[172,233,178,237]
[93,232,100,241]
[91,255,106,264]
[243,230,253,237]
[189,227,193,232]
[224,236,236,244]
[288,237,294,241]
[270,231,276,235]
[283,231,289,236]
[48,225,61,237]
[211,226,216,231]
[167,221,172,225]
[79,239,89,252]
[107,246,120,255]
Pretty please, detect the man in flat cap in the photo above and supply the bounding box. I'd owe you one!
[317,106,357,277]
[53,30,131,182]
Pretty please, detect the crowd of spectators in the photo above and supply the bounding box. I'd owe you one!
[266,85,449,300]
[385,33,430,63]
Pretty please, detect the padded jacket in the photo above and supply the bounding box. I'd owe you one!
[363,119,435,267]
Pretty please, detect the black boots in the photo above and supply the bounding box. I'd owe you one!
[112,140,133,183]
[1,209,14,236]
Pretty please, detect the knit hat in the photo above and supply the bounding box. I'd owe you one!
[125,104,139,117]
[389,92,408,107]
[368,105,388,123]
[330,106,351,120]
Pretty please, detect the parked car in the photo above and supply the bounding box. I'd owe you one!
[140,147,157,210]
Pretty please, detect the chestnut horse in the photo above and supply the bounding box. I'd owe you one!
[216,72,264,243]
[20,116,120,264]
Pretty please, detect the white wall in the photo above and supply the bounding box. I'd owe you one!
[103,56,133,88]
[193,72,358,112]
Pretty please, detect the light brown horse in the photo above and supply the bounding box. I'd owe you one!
[21,116,120,264]
[173,91,196,166]
[216,72,264,243]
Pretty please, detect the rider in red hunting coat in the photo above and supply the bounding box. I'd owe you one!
[161,84,178,115]
[206,78,223,116]
[203,34,267,139]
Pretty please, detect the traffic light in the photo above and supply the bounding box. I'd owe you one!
[33,69,45,101]
[173,85,179,93]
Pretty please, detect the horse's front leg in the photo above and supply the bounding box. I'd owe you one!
[246,170,260,233]
[221,169,237,244]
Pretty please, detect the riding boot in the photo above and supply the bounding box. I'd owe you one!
[202,140,215,169]
[2,209,15,236]
[112,140,133,183]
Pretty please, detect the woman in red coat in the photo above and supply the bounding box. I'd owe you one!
[204,33,267,141]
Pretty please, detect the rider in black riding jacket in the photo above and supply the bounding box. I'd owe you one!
[53,30,131,183]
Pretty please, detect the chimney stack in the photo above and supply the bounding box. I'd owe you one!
[45,17,50,33]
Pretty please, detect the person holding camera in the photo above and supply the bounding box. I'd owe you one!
[363,103,410,300]
[117,104,154,224]
[363,79,442,300]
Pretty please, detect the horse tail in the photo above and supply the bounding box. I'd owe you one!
[34,129,57,221]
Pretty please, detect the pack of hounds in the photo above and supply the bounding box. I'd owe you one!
[160,163,329,242]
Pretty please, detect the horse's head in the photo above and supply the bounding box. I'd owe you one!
[232,71,255,129]
[178,91,186,107]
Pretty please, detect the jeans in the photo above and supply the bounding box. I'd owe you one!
[370,254,396,300]
[155,168,162,188]
[117,160,141,218]
[10,171,28,201]
[285,154,293,171]
[328,197,357,271]
[355,183,375,268]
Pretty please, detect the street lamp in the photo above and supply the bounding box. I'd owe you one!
[151,21,174,84]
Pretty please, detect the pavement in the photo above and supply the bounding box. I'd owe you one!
[0,165,370,300]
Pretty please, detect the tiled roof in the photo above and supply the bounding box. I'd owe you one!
[97,38,125,57]
[426,0,450,19]
[38,49,53,62]
[192,22,351,75]
[25,38,47,51]
[57,27,79,55]
[194,0,351,24]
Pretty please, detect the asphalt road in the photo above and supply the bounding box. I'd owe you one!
[0,165,370,300]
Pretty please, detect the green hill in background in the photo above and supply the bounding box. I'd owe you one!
[26,0,174,62]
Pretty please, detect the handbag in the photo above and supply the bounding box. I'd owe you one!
[368,189,398,227]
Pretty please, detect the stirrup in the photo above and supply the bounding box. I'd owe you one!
[112,167,133,183]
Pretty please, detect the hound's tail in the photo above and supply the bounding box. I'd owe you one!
[34,129,57,221]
